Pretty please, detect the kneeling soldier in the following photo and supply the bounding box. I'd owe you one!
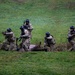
[1,28,16,50]
[44,32,55,51]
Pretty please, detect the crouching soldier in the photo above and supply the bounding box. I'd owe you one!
[1,28,16,51]
[19,26,30,52]
[67,26,75,51]
[44,32,55,51]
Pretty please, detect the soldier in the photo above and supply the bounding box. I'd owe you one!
[1,28,16,51]
[67,26,75,51]
[19,26,30,52]
[44,32,55,51]
[23,19,33,38]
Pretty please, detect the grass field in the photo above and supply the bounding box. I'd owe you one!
[0,51,75,75]
[0,0,75,75]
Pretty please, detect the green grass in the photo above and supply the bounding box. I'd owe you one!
[0,51,75,75]
[0,0,75,75]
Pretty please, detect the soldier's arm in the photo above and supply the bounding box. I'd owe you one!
[28,24,33,30]
[52,37,56,44]
[20,30,29,38]
[68,33,75,38]
[2,31,6,35]
[5,32,13,35]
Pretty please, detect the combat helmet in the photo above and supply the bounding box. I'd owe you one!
[46,32,50,37]
[7,28,12,32]
[70,26,75,29]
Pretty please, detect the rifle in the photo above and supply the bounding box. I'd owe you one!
[2,31,8,39]
[2,31,7,35]
[15,37,22,51]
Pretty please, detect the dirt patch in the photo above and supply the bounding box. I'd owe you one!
[55,43,72,51]
[65,1,75,9]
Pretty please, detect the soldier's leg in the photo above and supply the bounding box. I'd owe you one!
[19,38,28,51]
[19,48,25,52]
[18,38,25,52]
[44,46,50,52]
[72,41,75,51]
[9,42,16,51]
[23,39,30,51]
[70,40,75,51]
[44,43,50,51]
[50,44,55,51]
[27,38,30,49]
[47,47,50,51]
[19,42,25,52]
[67,42,72,51]
[2,40,9,50]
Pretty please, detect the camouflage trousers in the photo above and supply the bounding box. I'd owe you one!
[69,40,75,51]
[44,44,55,52]
[9,42,16,50]
[19,38,30,52]
[29,32,32,39]
[1,40,16,51]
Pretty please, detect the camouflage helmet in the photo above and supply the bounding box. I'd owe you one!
[7,28,12,32]
[70,26,75,29]
[46,32,50,37]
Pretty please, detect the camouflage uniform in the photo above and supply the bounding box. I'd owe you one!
[19,26,30,52]
[67,26,75,51]
[44,32,55,51]
[23,19,33,39]
[1,29,16,51]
